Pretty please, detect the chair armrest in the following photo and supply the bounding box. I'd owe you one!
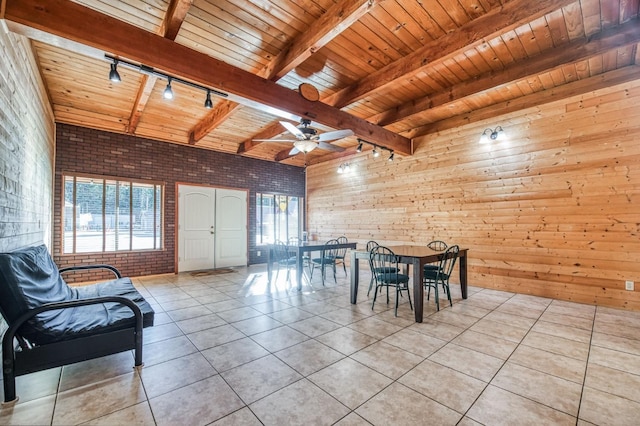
[2,296,143,355]
[59,264,122,279]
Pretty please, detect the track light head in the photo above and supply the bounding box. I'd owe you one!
[388,151,394,162]
[109,61,121,82]
[372,147,380,158]
[163,77,174,100]
[356,141,363,153]
[204,90,213,109]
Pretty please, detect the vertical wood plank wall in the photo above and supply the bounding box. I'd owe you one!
[0,25,55,252]
[307,80,640,310]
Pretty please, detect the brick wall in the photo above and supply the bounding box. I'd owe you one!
[54,123,305,281]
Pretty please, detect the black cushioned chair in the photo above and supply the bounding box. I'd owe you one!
[0,244,154,403]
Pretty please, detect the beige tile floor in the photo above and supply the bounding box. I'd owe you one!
[2,263,640,425]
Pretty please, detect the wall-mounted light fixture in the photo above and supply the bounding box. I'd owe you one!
[480,126,505,144]
[337,163,351,174]
[106,55,228,108]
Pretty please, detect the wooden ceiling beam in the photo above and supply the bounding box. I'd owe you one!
[237,122,288,154]
[408,65,640,139]
[126,74,156,133]
[322,0,577,109]
[126,0,192,134]
[370,18,640,127]
[263,0,382,81]
[159,0,193,40]
[2,0,410,156]
[198,0,379,148]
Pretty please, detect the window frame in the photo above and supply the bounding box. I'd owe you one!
[256,192,304,246]
[62,173,165,254]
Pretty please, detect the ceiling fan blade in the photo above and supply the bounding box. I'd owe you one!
[280,121,306,139]
[317,142,346,152]
[289,146,301,155]
[317,129,354,142]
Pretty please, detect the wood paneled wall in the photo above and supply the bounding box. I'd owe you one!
[0,24,55,252]
[307,79,640,310]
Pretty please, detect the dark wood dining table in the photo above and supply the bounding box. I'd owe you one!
[266,240,358,290]
[350,245,469,322]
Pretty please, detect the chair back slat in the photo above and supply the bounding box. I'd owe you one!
[437,245,460,279]
[427,240,447,251]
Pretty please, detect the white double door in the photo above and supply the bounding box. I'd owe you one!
[178,184,247,272]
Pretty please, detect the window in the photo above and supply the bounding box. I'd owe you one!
[63,175,163,253]
[256,193,303,245]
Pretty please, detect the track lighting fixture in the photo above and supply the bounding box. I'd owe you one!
[356,138,397,162]
[163,77,174,100]
[105,54,228,108]
[480,126,505,144]
[109,60,121,82]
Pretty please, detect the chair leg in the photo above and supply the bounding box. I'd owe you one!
[406,285,413,311]
[434,281,440,311]
[372,282,380,310]
[367,276,374,296]
[395,286,399,317]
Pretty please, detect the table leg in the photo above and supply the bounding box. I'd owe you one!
[350,251,359,304]
[459,251,468,299]
[266,246,273,283]
[296,247,304,291]
[412,258,424,323]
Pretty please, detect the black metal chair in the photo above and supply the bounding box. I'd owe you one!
[424,240,448,272]
[370,246,412,317]
[423,245,460,311]
[334,236,349,275]
[310,239,339,285]
[273,240,297,284]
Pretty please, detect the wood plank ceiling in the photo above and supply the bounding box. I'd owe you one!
[3,0,639,167]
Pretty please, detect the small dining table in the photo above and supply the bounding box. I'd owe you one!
[350,245,469,322]
[266,240,358,290]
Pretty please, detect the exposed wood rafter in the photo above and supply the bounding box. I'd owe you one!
[409,65,640,139]
[1,0,411,156]
[127,0,193,134]
[322,0,577,109]
[192,0,379,150]
[370,18,640,127]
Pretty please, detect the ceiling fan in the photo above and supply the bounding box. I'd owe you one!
[254,119,353,155]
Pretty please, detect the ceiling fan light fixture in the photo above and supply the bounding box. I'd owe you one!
[109,61,121,82]
[163,77,174,100]
[204,90,213,108]
[294,140,317,153]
